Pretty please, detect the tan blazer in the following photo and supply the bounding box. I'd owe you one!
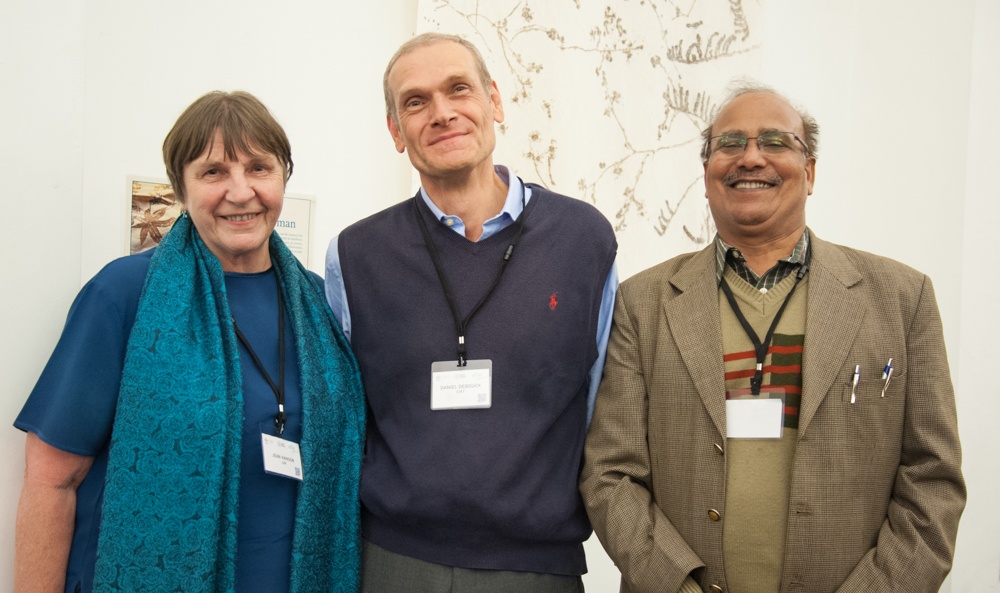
[581,234,965,593]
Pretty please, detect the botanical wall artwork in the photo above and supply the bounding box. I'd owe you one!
[130,178,181,255]
[417,0,763,277]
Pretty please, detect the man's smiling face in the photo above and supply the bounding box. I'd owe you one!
[703,92,815,245]
[385,40,504,184]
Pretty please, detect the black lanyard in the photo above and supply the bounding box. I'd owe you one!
[232,278,287,435]
[413,182,527,366]
[718,247,810,396]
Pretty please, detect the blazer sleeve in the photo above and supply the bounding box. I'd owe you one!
[836,275,966,592]
[580,288,705,593]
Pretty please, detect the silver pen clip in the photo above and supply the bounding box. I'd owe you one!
[850,364,860,404]
[881,358,894,398]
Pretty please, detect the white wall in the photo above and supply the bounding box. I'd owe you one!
[2,1,996,591]
[953,0,1000,589]
[2,1,88,585]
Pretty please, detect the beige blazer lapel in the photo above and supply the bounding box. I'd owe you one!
[663,246,729,439]
[799,235,864,436]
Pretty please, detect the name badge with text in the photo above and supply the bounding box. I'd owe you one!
[261,433,304,481]
[430,359,492,410]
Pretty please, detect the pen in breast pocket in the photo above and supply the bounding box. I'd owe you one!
[850,364,860,404]
[881,358,893,397]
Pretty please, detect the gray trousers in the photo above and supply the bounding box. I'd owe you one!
[361,540,585,593]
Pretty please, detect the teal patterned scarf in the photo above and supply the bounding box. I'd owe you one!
[94,214,364,592]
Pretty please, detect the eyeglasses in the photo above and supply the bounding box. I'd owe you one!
[708,131,809,157]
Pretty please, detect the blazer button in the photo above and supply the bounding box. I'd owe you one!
[709,585,724,592]
[714,443,724,455]
[708,509,721,521]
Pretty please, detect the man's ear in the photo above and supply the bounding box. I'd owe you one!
[490,80,504,124]
[387,114,406,154]
[805,157,816,195]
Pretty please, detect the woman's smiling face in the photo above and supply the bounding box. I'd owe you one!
[181,129,285,273]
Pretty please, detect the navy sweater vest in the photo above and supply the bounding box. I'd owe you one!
[338,185,616,575]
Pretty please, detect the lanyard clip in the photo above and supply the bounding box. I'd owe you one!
[750,363,763,396]
[274,404,287,436]
[457,336,468,367]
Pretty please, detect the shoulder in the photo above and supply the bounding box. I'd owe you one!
[336,200,421,271]
[525,186,618,271]
[92,249,155,284]
[810,236,936,323]
[812,236,928,292]
[620,247,711,296]
[81,250,155,309]
[339,199,415,242]
[609,248,713,326]
[527,184,613,231]
[63,250,154,333]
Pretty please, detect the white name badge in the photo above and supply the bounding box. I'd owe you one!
[430,359,492,410]
[726,398,784,439]
[261,433,304,481]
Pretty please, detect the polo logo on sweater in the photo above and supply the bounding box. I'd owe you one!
[549,292,559,310]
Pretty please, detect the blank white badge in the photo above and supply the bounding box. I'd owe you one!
[726,398,784,439]
[430,359,492,410]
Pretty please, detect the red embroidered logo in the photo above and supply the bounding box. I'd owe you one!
[549,292,559,310]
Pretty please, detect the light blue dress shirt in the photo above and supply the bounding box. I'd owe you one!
[325,166,618,425]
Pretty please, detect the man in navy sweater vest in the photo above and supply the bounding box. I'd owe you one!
[325,32,618,592]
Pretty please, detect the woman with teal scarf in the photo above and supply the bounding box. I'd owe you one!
[14,91,365,593]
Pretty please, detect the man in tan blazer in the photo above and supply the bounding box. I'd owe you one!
[580,83,965,593]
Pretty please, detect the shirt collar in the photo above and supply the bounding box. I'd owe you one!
[418,165,530,227]
[714,228,811,285]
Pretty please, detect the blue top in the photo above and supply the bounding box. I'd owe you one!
[326,167,618,424]
[15,249,314,593]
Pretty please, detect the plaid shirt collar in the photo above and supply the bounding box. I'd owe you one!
[714,228,810,290]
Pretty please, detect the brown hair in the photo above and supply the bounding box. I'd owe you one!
[162,91,293,201]
[383,32,493,124]
[700,80,820,162]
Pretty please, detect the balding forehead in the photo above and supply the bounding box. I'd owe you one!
[713,92,805,135]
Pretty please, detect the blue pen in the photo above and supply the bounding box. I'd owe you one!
[881,358,893,397]
[850,364,860,404]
